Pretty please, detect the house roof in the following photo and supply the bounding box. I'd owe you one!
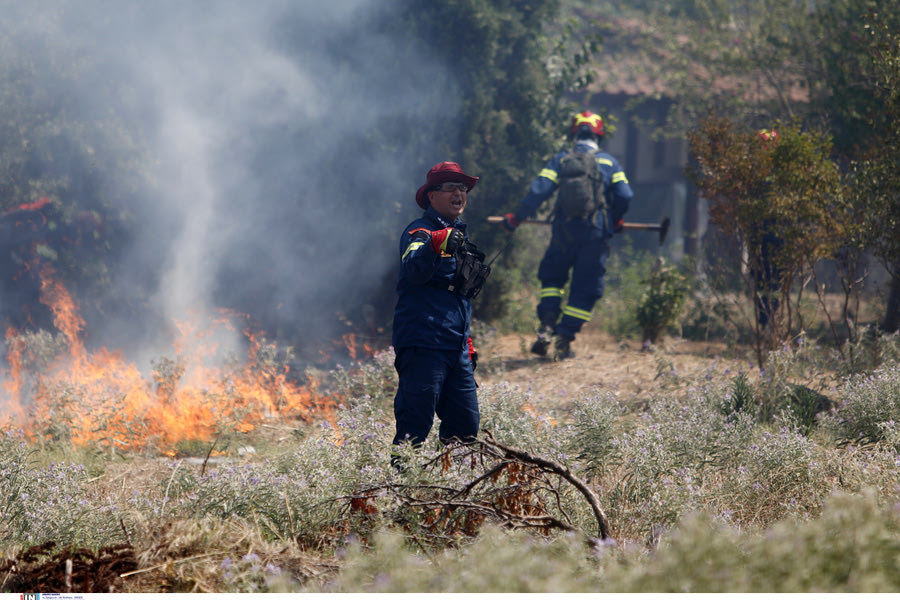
[581,16,809,104]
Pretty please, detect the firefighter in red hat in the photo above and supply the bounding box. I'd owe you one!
[390,161,490,467]
[502,110,634,360]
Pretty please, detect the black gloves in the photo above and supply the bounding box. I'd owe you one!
[431,227,465,255]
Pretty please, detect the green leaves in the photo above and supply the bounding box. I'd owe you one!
[636,260,690,345]
[688,115,850,359]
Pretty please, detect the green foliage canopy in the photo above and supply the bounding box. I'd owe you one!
[384,0,600,321]
[387,0,596,231]
[854,11,900,277]
[687,115,847,358]
[688,117,844,272]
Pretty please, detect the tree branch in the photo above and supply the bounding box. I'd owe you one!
[478,432,612,540]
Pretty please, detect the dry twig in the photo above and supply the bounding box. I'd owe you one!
[339,432,613,548]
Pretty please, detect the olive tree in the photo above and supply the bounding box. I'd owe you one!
[687,116,847,366]
[852,11,900,334]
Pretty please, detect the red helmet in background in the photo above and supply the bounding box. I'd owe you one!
[758,129,779,145]
[570,110,605,139]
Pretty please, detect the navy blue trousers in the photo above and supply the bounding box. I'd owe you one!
[753,230,783,328]
[537,221,610,340]
[392,346,479,448]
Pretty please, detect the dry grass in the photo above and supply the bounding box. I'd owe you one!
[478,327,758,411]
[2,325,898,593]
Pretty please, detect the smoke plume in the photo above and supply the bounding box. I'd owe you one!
[1,0,459,367]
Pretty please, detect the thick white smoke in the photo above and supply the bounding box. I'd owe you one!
[1,0,460,367]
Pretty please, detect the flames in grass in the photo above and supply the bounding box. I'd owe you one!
[0,267,336,455]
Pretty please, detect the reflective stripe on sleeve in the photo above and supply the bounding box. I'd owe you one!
[401,240,425,261]
[612,171,628,184]
[539,168,559,184]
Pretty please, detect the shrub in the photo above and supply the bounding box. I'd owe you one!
[273,402,396,546]
[477,384,563,456]
[719,372,756,417]
[305,524,609,593]
[780,384,833,436]
[636,259,690,346]
[644,391,757,470]
[719,426,829,525]
[597,383,841,539]
[598,489,900,593]
[309,488,900,593]
[832,326,900,376]
[0,430,124,548]
[565,392,627,478]
[821,366,900,448]
[601,389,759,538]
[149,401,396,549]
[593,243,657,339]
[822,443,900,497]
[757,342,835,425]
[325,347,397,413]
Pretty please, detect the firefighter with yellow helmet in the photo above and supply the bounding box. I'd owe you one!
[502,111,634,359]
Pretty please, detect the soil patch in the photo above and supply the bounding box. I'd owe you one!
[477,329,757,412]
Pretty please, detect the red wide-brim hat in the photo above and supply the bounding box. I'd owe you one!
[415,161,479,209]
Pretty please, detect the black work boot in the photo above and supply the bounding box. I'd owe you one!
[530,324,554,357]
[551,335,574,361]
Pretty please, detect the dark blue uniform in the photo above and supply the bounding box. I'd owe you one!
[391,206,478,448]
[514,139,634,340]
[753,221,783,328]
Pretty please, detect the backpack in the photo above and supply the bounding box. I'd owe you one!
[555,149,605,220]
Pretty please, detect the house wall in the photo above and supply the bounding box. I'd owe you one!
[590,96,698,260]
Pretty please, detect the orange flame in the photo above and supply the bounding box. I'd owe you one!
[341,333,374,361]
[39,264,85,357]
[0,269,337,455]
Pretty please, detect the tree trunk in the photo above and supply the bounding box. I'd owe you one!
[683,186,702,258]
[882,271,900,334]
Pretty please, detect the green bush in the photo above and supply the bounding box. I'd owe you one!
[821,366,900,448]
[718,426,829,525]
[477,226,549,333]
[325,347,398,414]
[757,342,836,425]
[593,243,657,339]
[719,372,756,417]
[565,392,627,478]
[308,489,900,593]
[599,489,900,593]
[0,430,124,548]
[478,384,564,456]
[636,259,690,346]
[305,525,605,593]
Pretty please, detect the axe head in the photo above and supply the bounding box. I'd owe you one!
[658,217,671,246]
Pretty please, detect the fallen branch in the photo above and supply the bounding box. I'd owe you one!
[478,431,612,540]
[339,434,614,549]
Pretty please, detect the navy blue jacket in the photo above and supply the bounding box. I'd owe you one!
[514,139,634,234]
[392,206,471,352]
